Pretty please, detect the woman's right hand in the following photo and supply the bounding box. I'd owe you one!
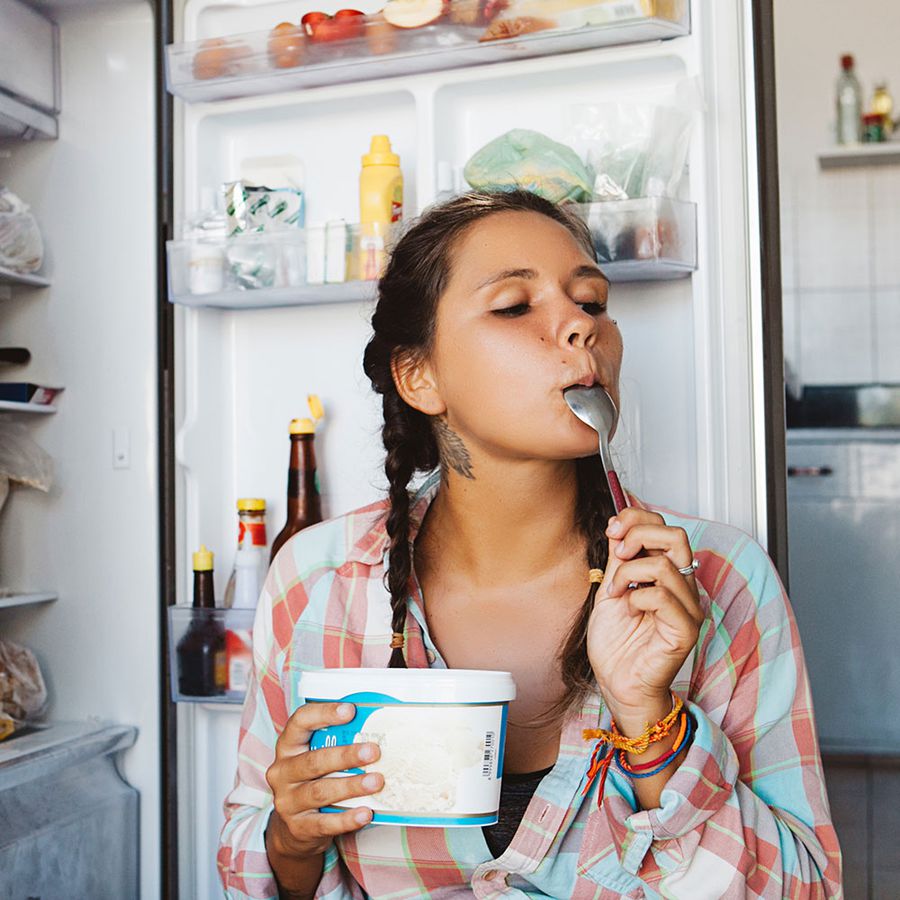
[265,701,384,861]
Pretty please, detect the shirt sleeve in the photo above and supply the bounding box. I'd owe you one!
[217,557,365,900]
[599,534,843,897]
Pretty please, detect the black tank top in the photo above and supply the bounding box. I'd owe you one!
[482,765,554,858]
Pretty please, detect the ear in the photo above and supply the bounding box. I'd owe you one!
[391,351,446,417]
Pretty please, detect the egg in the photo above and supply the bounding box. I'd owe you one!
[268,22,306,69]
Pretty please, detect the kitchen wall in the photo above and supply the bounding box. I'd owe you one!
[776,1,900,387]
[0,4,160,898]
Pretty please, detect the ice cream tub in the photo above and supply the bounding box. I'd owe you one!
[301,668,516,827]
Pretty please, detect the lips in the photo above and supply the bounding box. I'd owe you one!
[564,373,599,390]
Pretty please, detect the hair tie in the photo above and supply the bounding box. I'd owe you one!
[589,568,605,585]
[390,632,405,650]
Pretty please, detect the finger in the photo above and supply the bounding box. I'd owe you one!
[606,556,704,624]
[605,509,665,541]
[611,524,693,568]
[309,806,376,837]
[276,701,356,760]
[625,586,701,647]
[281,770,386,818]
[280,740,381,787]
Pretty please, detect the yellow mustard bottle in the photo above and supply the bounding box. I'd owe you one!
[359,135,403,281]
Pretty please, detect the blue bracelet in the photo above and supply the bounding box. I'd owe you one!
[613,712,694,779]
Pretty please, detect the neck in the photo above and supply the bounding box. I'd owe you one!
[417,457,585,587]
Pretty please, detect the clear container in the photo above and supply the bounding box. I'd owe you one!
[299,667,516,827]
[168,606,256,703]
[572,196,697,281]
[165,4,689,104]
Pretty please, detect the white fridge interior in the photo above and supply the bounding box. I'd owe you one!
[168,1,768,895]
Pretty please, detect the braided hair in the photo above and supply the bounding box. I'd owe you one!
[362,190,616,719]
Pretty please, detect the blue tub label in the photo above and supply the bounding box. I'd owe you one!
[307,690,510,827]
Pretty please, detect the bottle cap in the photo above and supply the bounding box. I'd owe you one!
[362,135,400,168]
[237,498,266,511]
[308,393,324,422]
[290,418,316,435]
[841,54,854,70]
[193,544,214,571]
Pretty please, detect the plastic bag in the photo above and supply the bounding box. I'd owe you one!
[0,422,53,491]
[463,129,595,203]
[567,81,700,199]
[0,186,44,275]
[0,640,48,741]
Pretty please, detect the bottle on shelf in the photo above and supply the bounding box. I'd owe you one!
[224,498,268,609]
[836,54,863,146]
[176,545,226,697]
[871,82,894,138]
[359,135,403,281]
[270,395,324,563]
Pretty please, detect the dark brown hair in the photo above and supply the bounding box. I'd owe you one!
[362,189,615,722]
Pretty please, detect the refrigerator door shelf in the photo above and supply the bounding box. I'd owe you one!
[169,606,256,705]
[573,197,697,281]
[166,11,689,104]
[167,226,381,310]
[0,592,57,610]
[0,400,56,414]
[0,264,51,290]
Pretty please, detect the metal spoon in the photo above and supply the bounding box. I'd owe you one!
[563,385,629,514]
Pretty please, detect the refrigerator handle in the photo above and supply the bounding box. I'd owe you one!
[787,465,834,478]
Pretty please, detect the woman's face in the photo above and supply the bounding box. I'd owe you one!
[425,210,624,464]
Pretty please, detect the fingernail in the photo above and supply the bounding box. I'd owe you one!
[362,774,380,791]
[337,703,354,719]
[608,519,623,536]
[355,809,372,825]
[358,743,377,762]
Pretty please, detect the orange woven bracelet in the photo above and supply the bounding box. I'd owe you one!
[582,691,684,755]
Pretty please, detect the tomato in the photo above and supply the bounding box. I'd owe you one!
[301,9,365,42]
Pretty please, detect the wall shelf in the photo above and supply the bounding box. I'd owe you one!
[818,143,900,169]
[167,13,689,104]
[0,592,58,610]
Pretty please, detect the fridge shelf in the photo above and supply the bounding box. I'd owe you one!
[168,606,255,705]
[0,592,58,610]
[574,196,697,282]
[0,400,56,414]
[167,226,380,310]
[0,265,50,289]
[166,5,689,103]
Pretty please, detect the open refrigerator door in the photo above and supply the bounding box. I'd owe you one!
[165,0,768,894]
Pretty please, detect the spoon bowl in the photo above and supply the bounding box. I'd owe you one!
[563,385,629,513]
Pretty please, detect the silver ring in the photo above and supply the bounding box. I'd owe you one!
[677,558,700,576]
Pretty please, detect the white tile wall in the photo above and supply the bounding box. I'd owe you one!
[872,171,900,288]
[874,289,900,381]
[783,290,799,368]
[798,289,875,384]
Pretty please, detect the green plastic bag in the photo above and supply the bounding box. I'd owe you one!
[463,129,595,204]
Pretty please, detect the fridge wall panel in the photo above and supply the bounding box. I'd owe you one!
[0,5,160,899]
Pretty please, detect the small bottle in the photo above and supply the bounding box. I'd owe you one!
[872,82,894,138]
[836,54,863,145]
[270,396,325,563]
[359,135,403,281]
[224,498,268,609]
[176,545,227,697]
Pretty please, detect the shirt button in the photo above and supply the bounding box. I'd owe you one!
[426,649,436,664]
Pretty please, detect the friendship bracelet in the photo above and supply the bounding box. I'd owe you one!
[582,691,684,755]
[619,710,688,772]
[614,712,694,779]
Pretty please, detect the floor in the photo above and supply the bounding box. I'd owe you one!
[823,757,900,898]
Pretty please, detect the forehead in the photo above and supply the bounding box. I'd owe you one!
[447,210,593,288]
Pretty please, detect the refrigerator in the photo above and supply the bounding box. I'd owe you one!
[1,0,785,897]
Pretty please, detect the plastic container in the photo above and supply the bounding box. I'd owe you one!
[301,668,516,827]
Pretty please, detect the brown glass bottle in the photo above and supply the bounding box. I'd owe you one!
[177,545,227,697]
[269,418,323,562]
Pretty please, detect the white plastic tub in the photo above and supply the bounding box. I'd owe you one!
[300,668,516,827]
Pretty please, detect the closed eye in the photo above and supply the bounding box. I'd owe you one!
[576,301,607,315]
[493,303,530,318]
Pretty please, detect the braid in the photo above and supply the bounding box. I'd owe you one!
[382,392,417,668]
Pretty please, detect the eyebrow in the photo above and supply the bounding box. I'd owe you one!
[476,264,609,291]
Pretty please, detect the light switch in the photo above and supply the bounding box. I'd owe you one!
[113,426,130,469]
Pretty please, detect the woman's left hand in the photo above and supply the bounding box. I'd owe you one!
[587,507,705,733]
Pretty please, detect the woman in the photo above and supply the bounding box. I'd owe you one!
[218,190,842,899]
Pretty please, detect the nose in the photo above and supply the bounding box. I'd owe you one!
[559,301,598,350]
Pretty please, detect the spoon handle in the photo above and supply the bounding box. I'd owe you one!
[606,469,629,515]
